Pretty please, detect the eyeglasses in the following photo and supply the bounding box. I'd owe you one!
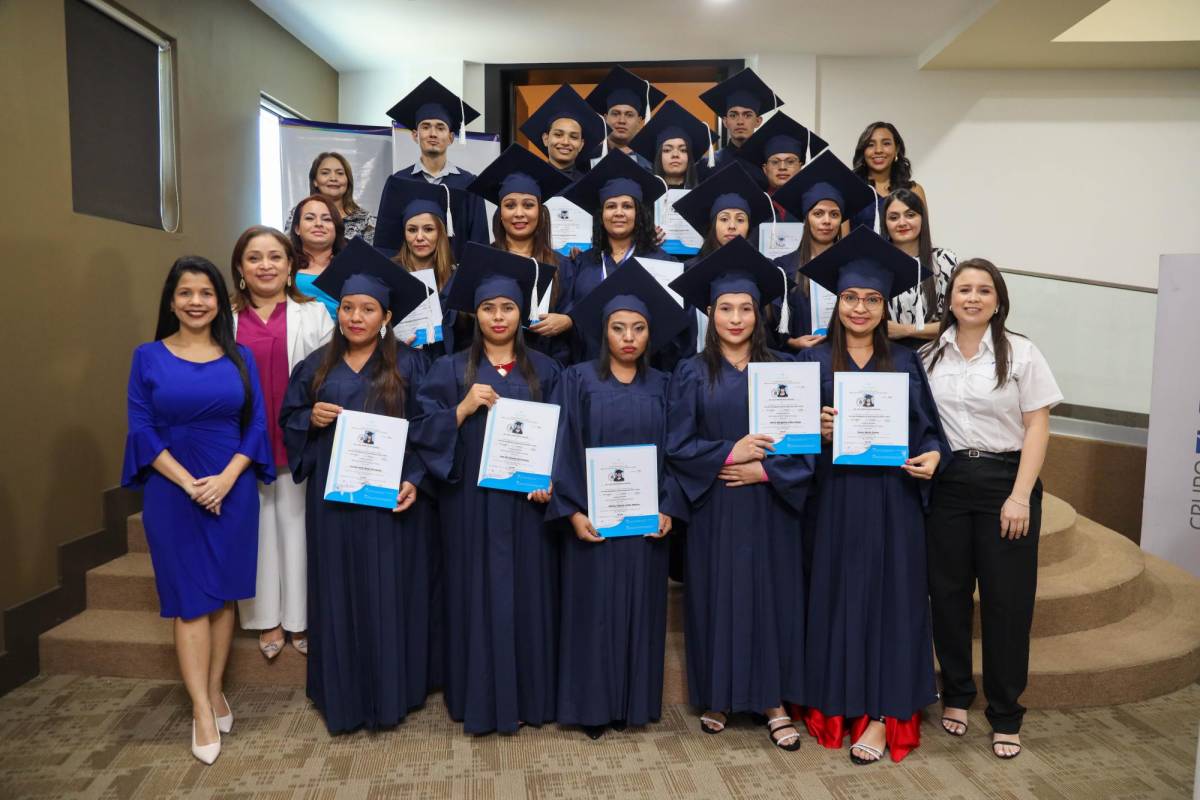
[766,157,801,169]
[839,292,884,309]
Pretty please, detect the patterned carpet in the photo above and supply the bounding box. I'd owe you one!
[0,674,1195,799]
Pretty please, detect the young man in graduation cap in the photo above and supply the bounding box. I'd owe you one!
[585,66,667,170]
[735,113,829,221]
[387,76,489,262]
[520,84,607,182]
[697,67,784,186]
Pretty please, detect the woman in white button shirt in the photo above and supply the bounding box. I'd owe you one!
[921,258,1063,760]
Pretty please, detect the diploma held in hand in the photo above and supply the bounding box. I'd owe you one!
[478,397,560,493]
[586,444,659,537]
[748,362,821,454]
[324,410,410,508]
[832,372,909,466]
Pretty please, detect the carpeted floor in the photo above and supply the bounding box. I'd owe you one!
[0,675,1195,799]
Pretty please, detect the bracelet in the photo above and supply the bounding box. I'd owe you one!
[1007,496,1029,508]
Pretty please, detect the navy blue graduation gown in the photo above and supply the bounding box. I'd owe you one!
[392,166,489,263]
[560,246,680,367]
[412,348,563,734]
[546,362,686,727]
[798,342,948,724]
[770,248,816,353]
[698,145,768,189]
[279,341,439,734]
[666,353,814,713]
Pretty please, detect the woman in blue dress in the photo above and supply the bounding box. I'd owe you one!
[279,239,437,734]
[122,257,273,765]
[796,227,949,764]
[558,151,676,365]
[547,262,690,739]
[412,243,562,735]
[665,238,814,751]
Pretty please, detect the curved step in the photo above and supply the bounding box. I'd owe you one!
[974,554,1200,708]
[1038,494,1078,566]
[973,516,1147,638]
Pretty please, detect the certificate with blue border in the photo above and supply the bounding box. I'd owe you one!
[324,410,410,508]
[586,444,659,537]
[748,362,822,455]
[832,372,909,466]
[477,398,560,493]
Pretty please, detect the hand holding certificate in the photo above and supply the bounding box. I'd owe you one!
[478,397,561,493]
[324,410,411,508]
[585,444,659,537]
[747,362,821,454]
[832,372,909,466]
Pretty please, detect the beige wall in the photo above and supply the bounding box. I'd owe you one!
[0,0,337,644]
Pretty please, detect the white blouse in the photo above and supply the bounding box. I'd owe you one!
[923,326,1063,453]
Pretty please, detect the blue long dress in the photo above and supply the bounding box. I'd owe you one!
[278,341,439,734]
[666,353,813,714]
[122,341,274,619]
[797,341,949,761]
[413,348,563,734]
[546,362,685,728]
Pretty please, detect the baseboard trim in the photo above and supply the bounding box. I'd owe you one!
[0,486,140,696]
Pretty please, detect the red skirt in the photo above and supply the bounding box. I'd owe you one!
[789,705,923,762]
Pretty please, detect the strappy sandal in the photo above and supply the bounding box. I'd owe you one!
[766,716,801,751]
[699,712,727,734]
[992,736,1022,759]
[258,636,283,660]
[941,713,968,736]
[850,741,885,765]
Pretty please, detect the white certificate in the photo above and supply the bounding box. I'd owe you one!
[757,222,805,260]
[545,196,592,257]
[810,283,838,336]
[832,372,909,466]
[635,257,685,307]
[478,397,561,493]
[586,444,659,537]
[394,269,443,347]
[747,362,821,455]
[324,410,410,508]
[656,189,703,256]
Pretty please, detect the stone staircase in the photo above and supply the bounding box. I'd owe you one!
[38,495,1200,708]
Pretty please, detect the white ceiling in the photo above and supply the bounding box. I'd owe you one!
[250,0,989,71]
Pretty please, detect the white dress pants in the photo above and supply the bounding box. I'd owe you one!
[238,469,307,631]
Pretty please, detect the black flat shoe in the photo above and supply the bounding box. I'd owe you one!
[583,725,606,740]
[609,719,627,732]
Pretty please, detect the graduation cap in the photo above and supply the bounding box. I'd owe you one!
[465,144,572,205]
[568,259,689,356]
[375,174,457,250]
[735,112,829,166]
[559,150,666,216]
[386,76,480,144]
[312,238,431,322]
[670,161,775,237]
[520,84,608,162]
[445,241,558,322]
[585,66,667,120]
[699,68,782,118]
[772,149,877,226]
[668,236,792,334]
[627,99,718,170]
[801,225,928,301]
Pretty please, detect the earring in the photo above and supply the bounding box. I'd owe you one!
[380,325,387,339]
[287,275,292,286]
[338,326,345,337]
[238,277,246,290]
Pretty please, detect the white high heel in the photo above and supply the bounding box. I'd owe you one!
[191,711,221,765]
[215,693,233,734]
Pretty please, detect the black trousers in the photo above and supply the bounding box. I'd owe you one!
[926,456,1041,734]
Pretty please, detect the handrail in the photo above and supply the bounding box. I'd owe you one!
[999,267,1156,294]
